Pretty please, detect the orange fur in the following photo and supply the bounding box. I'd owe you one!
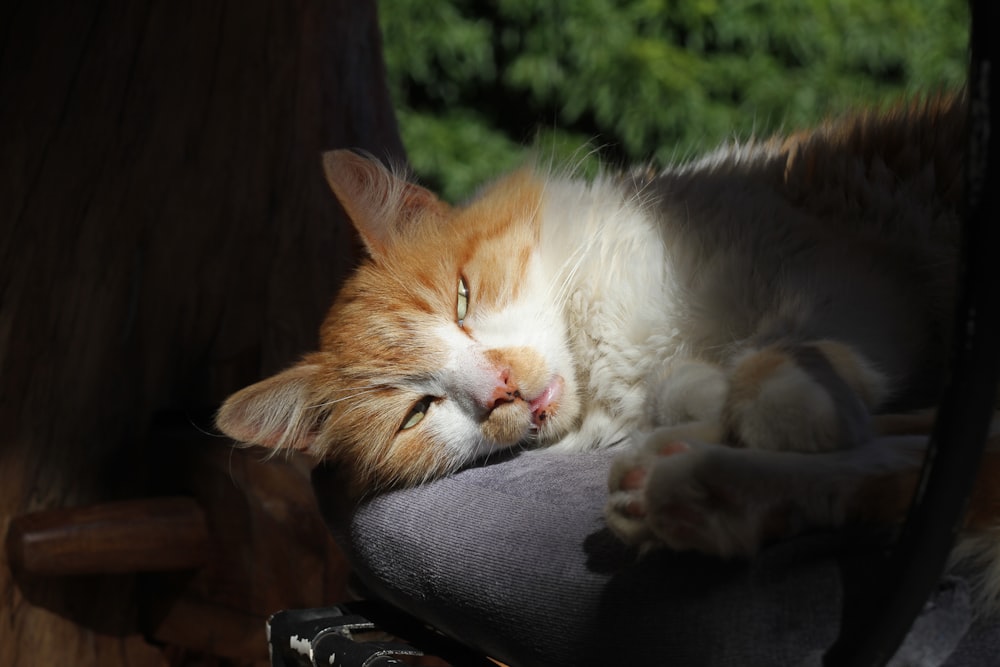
[726,348,791,404]
[779,94,965,210]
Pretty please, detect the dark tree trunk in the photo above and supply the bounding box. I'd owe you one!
[0,0,403,663]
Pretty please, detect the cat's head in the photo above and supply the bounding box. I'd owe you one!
[216,151,580,496]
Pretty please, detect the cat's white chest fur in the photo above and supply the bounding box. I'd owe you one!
[536,175,681,449]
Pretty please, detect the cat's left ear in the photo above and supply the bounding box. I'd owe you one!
[216,363,322,453]
[321,150,450,258]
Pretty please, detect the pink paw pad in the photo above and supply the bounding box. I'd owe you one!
[619,467,647,491]
[616,441,692,519]
[657,440,690,456]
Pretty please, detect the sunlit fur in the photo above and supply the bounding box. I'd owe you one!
[217,94,1000,604]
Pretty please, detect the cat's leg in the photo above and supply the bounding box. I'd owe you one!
[606,423,925,556]
[645,359,730,427]
[721,340,889,452]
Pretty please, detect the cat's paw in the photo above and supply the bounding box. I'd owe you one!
[606,422,928,557]
[722,341,886,452]
[645,360,729,427]
[606,424,781,557]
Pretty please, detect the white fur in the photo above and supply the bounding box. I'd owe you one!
[535,174,680,446]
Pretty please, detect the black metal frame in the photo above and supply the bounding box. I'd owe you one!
[825,1,1000,664]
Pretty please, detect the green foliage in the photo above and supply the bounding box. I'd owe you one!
[380,0,968,202]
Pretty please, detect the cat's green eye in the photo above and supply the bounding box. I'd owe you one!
[457,277,469,326]
[401,396,434,431]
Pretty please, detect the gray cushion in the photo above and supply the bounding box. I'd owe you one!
[314,447,998,667]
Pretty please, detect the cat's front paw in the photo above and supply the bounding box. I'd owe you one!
[606,425,780,557]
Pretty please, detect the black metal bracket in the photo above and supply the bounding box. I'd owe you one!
[824,1,1000,664]
[267,599,500,667]
[267,604,422,667]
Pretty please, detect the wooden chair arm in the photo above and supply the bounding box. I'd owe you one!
[5,497,210,575]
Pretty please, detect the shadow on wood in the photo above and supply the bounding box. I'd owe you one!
[0,0,404,664]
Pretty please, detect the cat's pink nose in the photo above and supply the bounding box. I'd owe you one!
[488,368,521,409]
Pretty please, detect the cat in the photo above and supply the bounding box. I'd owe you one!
[216,92,1000,606]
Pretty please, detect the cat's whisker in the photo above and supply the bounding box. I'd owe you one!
[543,197,616,307]
[307,385,384,410]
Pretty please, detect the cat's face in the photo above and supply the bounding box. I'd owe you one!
[216,151,580,495]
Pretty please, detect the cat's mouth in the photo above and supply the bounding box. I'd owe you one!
[529,375,564,427]
[481,374,565,447]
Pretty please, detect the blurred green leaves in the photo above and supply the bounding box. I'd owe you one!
[380,0,968,202]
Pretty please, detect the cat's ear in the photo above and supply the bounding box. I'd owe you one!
[216,363,322,452]
[321,149,449,258]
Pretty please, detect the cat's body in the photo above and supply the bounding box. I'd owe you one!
[545,97,961,447]
[217,92,1000,606]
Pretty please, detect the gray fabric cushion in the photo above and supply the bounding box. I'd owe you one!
[313,447,998,667]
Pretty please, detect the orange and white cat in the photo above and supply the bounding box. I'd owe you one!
[217,93,1000,605]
